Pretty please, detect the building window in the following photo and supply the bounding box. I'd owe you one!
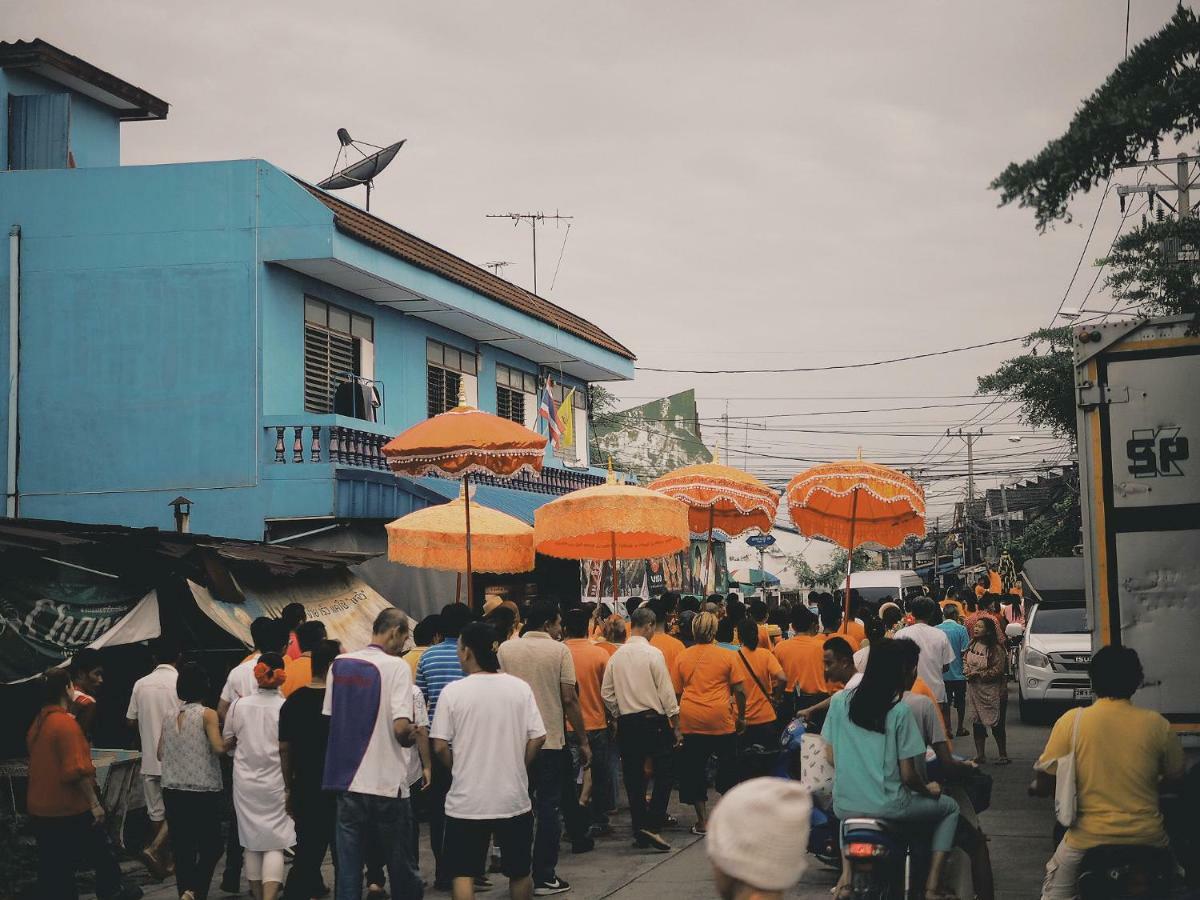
[427,339,478,417]
[550,380,589,463]
[496,364,537,425]
[304,298,374,414]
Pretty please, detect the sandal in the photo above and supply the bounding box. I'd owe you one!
[973,756,986,765]
[689,824,707,836]
[995,757,1012,766]
[832,886,853,900]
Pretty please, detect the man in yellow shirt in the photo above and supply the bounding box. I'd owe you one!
[1030,645,1184,899]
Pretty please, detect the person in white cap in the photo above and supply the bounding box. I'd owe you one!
[706,777,813,899]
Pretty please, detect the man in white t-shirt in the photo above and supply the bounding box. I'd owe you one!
[323,608,418,900]
[432,621,547,900]
[894,598,955,713]
[126,636,182,877]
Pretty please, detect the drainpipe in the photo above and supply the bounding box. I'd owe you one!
[5,225,19,519]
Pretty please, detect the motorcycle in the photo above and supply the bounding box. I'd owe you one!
[1077,845,1172,898]
[841,817,910,899]
[1004,622,1025,679]
[773,714,841,869]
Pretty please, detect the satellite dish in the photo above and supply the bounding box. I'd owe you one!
[317,129,405,211]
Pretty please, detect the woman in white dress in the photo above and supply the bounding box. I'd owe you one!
[223,652,295,900]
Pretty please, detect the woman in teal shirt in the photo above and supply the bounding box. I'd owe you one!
[823,639,959,900]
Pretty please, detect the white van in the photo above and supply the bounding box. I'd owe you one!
[836,570,925,607]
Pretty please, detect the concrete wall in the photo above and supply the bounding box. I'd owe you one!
[0,160,263,536]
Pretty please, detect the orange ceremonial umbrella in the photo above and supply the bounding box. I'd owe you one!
[648,459,779,593]
[786,459,925,625]
[382,400,547,604]
[534,468,690,605]
[385,491,535,576]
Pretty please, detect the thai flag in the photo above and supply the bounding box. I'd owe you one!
[539,377,562,446]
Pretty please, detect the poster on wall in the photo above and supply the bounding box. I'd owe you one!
[580,539,728,603]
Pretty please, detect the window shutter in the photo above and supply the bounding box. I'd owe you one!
[304,322,356,413]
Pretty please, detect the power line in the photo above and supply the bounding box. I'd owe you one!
[635,335,1026,374]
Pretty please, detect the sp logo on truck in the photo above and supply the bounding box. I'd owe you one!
[1126,427,1189,477]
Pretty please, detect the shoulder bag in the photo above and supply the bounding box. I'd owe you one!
[1036,707,1084,827]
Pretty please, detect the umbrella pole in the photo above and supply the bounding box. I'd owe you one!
[464,473,475,611]
[611,531,618,607]
[704,507,714,595]
[842,488,859,634]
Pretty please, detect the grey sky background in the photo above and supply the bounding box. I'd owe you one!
[8,0,1185,524]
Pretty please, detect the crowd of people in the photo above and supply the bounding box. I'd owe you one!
[22,584,1189,900]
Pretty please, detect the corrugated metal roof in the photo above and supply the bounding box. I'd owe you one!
[411,477,556,526]
[296,180,635,361]
[0,39,168,120]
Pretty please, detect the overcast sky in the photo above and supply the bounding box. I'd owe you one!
[10,0,1185,521]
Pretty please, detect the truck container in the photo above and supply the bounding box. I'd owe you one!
[1075,314,1200,743]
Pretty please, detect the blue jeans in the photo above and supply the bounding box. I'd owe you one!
[529,749,568,883]
[335,791,422,900]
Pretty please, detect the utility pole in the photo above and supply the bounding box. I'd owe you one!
[948,428,983,565]
[723,401,730,460]
[486,211,573,295]
[1116,153,1199,224]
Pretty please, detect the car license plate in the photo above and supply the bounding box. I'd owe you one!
[1073,687,1094,700]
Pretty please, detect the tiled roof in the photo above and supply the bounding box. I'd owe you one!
[0,39,168,120]
[297,181,635,361]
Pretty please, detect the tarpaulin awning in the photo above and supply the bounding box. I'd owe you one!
[188,569,397,653]
[0,577,161,684]
[410,476,558,526]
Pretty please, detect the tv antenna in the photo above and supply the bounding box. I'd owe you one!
[317,128,406,212]
[485,261,513,277]
[485,211,572,295]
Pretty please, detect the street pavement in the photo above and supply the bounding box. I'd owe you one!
[89,689,1057,900]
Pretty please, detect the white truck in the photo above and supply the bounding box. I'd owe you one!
[1075,314,1200,745]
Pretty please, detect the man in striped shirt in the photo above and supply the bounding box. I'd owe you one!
[416,602,472,890]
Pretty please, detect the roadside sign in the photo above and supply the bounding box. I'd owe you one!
[746,534,776,548]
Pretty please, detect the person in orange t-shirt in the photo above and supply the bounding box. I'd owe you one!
[281,619,327,698]
[773,606,829,713]
[671,612,746,834]
[648,599,685,673]
[563,608,615,830]
[27,667,127,900]
[733,619,786,745]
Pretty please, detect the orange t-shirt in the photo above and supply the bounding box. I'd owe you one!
[26,706,95,817]
[672,644,746,735]
[836,620,865,651]
[974,584,987,600]
[773,634,828,693]
[988,571,1003,594]
[281,655,312,698]
[756,624,772,649]
[565,638,610,732]
[737,647,784,725]
[912,676,948,739]
[594,641,619,658]
[649,632,685,673]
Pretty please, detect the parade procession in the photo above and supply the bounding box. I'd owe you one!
[1,3,1198,898]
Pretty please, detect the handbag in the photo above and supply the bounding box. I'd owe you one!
[1037,707,1083,827]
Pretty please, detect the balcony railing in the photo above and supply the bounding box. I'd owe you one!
[270,424,390,470]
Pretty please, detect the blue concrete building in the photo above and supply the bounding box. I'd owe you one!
[0,40,634,599]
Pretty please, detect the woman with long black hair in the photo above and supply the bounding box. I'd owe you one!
[822,639,959,900]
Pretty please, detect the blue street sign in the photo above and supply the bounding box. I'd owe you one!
[746,533,776,548]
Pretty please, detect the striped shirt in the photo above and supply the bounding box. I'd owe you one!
[416,638,465,717]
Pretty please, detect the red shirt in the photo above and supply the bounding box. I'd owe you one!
[26,706,95,817]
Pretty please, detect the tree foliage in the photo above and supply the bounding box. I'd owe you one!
[1099,216,1200,316]
[990,6,1200,231]
[1007,494,1081,568]
[786,547,878,591]
[977,328,1076,441]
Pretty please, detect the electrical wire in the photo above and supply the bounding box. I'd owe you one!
[634,335,1026,374]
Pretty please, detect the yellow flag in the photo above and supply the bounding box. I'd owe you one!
[557,388,576,448]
